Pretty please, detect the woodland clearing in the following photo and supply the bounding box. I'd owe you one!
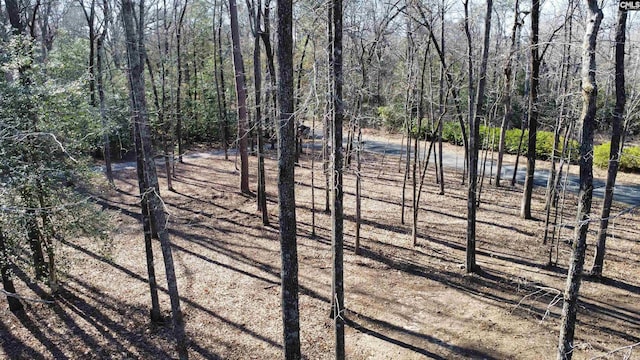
[1,138,639,360]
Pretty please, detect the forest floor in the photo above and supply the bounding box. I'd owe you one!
[2,133,640,359]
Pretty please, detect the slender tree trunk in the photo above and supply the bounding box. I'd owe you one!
[557,2,602,358]
[276,0,301,357]
[331,0,345,357]
[252,0,268,225]
[590,8,626,278]
[229,0,250,194]
[0,228,23,313]
[212,2,226,158]
[355,126,361,255]
[521,0,540,219]
[496,0,520,187]
[260,1,278,151]
[86,0,97,107]
[437,2,445,195]
[414,7,468,183]
[412,44,428,247]
[323,2,333,214]
[145,54,173,192]
[96,0,113,186]
[176,2,187,163]
[466,0,492,274]
[217,20,230,160]
[121,1,188,357]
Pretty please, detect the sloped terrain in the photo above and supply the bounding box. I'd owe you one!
[1,141,639,359]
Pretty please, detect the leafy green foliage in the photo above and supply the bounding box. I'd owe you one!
[594,142,640,172]
[0,36,111,288]
[377,105,404,131]
[439,121,580,161]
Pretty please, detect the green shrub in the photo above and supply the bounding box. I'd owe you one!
[377,105,404,131]
[593,142,640,172]
[535,131,555,160]
[438,122,582,162]
[622,146,640,171]
[409,121,429,139]
[594,142,611,168]
[504,128,526,154]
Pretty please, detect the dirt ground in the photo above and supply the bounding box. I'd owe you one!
[1,136,639,359]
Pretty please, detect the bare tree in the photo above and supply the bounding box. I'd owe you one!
[121,0,188,357]
[465,0,492,274]
[557,1,602,358]
[496,0,521,187]
[175,0,187,163]
[330,0,345,357]
[521,0,540,219]
[276,0,301,357]
[96,0,113,186]
[590,8,627,278]
[229,0,250,194]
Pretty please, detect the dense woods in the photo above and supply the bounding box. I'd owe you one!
[1,0,640,359]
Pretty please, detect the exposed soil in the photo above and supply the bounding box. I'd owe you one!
[2,137,639,359]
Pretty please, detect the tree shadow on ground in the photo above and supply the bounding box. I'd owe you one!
[345,310,505,360]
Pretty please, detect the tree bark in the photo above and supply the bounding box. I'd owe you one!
[121,1,188,357]
[175,1,187,163]
[215,10,230,160]
[229,0,250,194]
[521,0,540,219]
[250,0,268,225]
[331,0,345,357]
[276,0,301,357]
[96,0,113,186]
[0,228,23,313]
[466,0,492,274]
[590,8,626,278]
[496,0,520,187]
[557,2,602,358]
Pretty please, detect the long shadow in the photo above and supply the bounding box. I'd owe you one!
[338,211,545,271]
[170,242,279,286]
[14,312,68,359]
[0,318,45,360]
[59,276,177,357]
[92,197,141,222]
[346,310,504,359]
[61,237,284,351]
[190,342,223,359]
[585,275,640,295]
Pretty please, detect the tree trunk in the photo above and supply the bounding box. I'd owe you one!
[276,0,301,357]
[229,0,250,194]
[355,126,361,255]
[590,8,626,278]
[0,228,23,313]
[412,44,428,247]
[466,0,492,274]
[176,1,187,163]
[121,1,188,357]
[260,2,278,151]
[217,21,230,160]
[521,0,540,219]
[437,2,445,195]
[557,2,602,358]
[132,64,163,321]
[252,0,268,225]
[96,18,113,186]
[331,0,345,357]
[323,1,333,214]
[496,0,520,187]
